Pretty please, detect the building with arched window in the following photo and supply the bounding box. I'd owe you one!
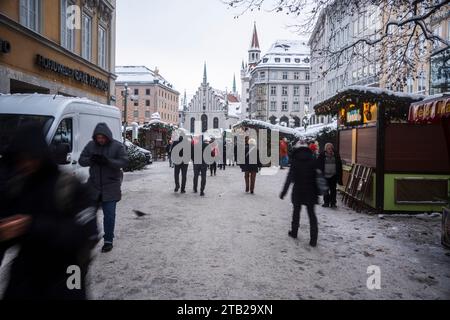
[183,63,242,133]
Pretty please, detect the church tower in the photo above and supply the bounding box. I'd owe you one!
[248,22,261,66]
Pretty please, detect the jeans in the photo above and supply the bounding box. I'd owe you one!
[193,164,207,192]
[324,175,338,206]
[292,204,318,244]
[102,201,117,244]
[244,172,257,192]
[174,164,188,191]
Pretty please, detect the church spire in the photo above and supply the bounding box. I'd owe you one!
[250,22,260,50]
[203,61,207,85]
[233,74,237,93]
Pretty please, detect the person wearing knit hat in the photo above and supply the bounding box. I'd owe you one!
[240,137,261,194]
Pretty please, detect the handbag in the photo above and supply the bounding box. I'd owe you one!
[316,169,329,195]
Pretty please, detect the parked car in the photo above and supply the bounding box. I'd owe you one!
[124,139,153,164]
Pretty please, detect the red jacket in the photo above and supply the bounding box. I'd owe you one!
[280,140,288,157]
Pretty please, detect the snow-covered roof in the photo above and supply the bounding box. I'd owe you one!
[116,66,177,91]
[256,40,311,68]
[228,102,242,118]
[342,86,426,101]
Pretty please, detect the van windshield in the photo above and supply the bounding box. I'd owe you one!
[0,114,54,154]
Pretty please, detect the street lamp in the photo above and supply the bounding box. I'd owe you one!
[121,83,130,142]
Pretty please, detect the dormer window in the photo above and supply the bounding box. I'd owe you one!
[263,58,269,63]
[285,58,291,63]
[303,57,310,63]
[295,58,301,63]
[275,58,281,63]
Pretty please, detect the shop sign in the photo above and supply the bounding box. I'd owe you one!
[345,104,363,126]
[36,54,109,92]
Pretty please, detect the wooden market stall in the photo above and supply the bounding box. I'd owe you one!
[314,86,450,214]
[128,120,175,161]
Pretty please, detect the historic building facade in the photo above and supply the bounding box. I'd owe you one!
[241,24,312,127]
[0,0,116,104]
[115,66,180,125]
[183,63,241,133]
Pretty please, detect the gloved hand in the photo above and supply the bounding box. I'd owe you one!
[279,192,285,200]
[91,154,108,166]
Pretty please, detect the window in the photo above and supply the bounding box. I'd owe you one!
[134,100,139,107]
[61,0,75,51]
[285,58,291,63]
[134,110,139,118]
[305,86,310,97]
[295,58,301,63]
[275,58,281,63]
[146,100,150,107]
[134,89,139,95]
[293,101,300,111]
[146,89,151,95]
[418,71,426,93]
[407,77,414,93]
[282,101,288,111]
[145,111,150,118]
[294,86,300,96]
[20,0,41,33]
[282,86,288,96]
[270,101,277,111]
[263,58,269,63]
[294,72,300,80]
[304,101,310,112]
[213,117,219,129]
[270,86,277,96]
[282,72,288,80]
[306,71,310,80]
[260,71,266,79]
[98,26,107,69]
[51,118,73,152]
[82,14,92,61]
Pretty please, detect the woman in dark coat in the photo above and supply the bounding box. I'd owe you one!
[240,137,261,194]
[280,141,319,247]
[317,143,343,208]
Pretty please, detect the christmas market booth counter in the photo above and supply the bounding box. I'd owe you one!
[127,120,176,161]
[314,86,450,214]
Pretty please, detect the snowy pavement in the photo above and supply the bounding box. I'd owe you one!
[1,161,449,299]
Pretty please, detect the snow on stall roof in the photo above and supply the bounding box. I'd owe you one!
[233,119,337,139]
[343,85,426,101]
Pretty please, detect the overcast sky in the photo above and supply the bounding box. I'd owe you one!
[116,0,307,100]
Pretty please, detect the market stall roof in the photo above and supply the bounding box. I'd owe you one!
[233,119,337,140]
[408,93,450,123]
[314,86,425,116]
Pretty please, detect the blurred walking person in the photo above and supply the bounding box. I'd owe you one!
[171,135,189,194]
[191,135,208,196]
[79,123,128,253]
[166,139,173,168]
[0,124,99,300]
[240,137,261,194]
[280,140,319,247]
[317,143,343,208]
[209,137,218,176]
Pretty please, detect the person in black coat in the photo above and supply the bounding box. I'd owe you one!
[191,135,209,196]
[280,141,319,247]
[317,143,343,208]
[0,124,99,300]
[240,137,262,194]
[171,135,189,193]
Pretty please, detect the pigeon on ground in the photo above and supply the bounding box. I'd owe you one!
[133,210,148,217]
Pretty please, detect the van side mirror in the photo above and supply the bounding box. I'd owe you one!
[51,143,71,165]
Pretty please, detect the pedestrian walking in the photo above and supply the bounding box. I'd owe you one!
[317,143,343,208]
[191,135,208,196]
[79,123,129,253]
[171,135,189,194]
[209,137,218,176]
[280,138,289,169]
[221,140,227,170]
[166,140,173,168]
[240,137,261,194]
[0,124,99,299]
[280,140,319,247]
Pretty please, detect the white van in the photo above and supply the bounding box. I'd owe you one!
[0,94,122,182]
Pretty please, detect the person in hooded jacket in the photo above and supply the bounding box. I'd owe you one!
[280,141,319,247]
[79,123,128,253]
[0,124,99,300]
[191,135,209,196]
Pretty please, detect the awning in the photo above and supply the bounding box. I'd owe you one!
[408,96,450,123]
